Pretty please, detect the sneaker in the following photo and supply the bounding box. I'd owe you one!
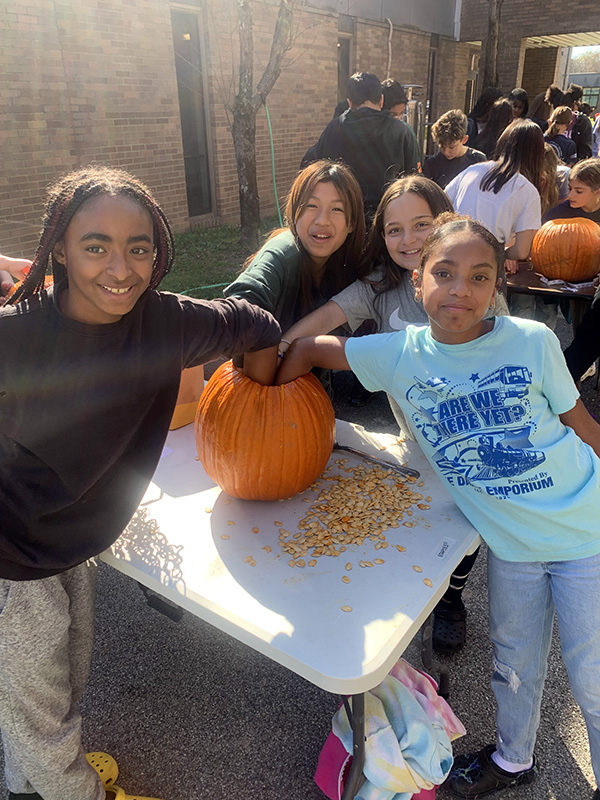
[447,744,536,797]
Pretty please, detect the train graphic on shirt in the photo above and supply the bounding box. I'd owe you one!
[406,363,546,483]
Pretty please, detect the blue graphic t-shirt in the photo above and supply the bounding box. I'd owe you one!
[346,316,600,562]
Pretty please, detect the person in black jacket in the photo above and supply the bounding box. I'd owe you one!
[312,72,421,223]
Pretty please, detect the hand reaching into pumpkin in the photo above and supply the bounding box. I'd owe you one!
[243,345,279,386]
[275,336,351,385]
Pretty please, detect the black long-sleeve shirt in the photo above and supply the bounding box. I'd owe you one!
[0,286,280,579]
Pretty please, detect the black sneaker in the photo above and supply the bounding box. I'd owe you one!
[447,744,537,797]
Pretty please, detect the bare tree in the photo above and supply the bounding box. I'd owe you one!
[232,0,294,249]
[482,0,503,88]
[570,49,600,74]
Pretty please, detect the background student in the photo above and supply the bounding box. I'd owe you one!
[544,106,578,166]
[311,71,421,222]
[423,109,486,189]
[445,119,543,267]
[472,98,514,159]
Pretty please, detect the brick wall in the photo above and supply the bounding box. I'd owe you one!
[354,20,431,90]
[459,0,600,92]
[2,0,482,255]
[521,47,559,101]
[1,0,189,258]
[434,40,481,118]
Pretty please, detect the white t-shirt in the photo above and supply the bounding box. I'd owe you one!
[445,161,541,244]
[346,316,600,562]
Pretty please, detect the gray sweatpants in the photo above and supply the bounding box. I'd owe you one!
[0,561,105,800]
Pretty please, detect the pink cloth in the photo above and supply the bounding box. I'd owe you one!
[314,659,465,800]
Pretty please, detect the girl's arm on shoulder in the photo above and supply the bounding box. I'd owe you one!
[559,398,600,459]
[281,301,347,353]
[275,336,350,385]
[0,255,31,281]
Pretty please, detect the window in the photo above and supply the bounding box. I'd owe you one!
[172,9,213,218]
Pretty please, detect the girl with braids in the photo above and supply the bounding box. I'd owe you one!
[0,166,280,800]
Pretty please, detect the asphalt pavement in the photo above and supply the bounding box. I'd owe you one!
[0,316,598,800]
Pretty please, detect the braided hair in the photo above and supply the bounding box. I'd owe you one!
[9,166,175,305]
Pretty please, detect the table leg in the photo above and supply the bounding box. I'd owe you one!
[421,612,450,699]
[341,693,365,800]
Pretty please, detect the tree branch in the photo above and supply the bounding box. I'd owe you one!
[254,0,294,110]
[236,0,254,107]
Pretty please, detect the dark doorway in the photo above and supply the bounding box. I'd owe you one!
[172,9,212,218]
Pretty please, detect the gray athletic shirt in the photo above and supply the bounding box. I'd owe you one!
[332,270,428,333]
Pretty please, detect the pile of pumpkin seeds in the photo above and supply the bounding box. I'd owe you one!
[278,458,431,567]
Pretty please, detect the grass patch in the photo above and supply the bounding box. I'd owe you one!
[160,216,280,299]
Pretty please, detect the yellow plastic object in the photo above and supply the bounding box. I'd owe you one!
[106,786,163,800]
[169,364,205,430]
[86,751,118,787]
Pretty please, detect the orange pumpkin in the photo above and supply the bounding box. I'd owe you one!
[195,360,335,501]
[530,217,600,282]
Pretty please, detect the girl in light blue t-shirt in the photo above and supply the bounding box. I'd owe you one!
[276,215,600,800]
[282,176,501,656]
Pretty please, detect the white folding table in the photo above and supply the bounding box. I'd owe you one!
[101,419,481,799]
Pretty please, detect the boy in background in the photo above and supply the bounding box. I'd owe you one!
[423,109,486,189]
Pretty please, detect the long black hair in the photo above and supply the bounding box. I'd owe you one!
[480,119,544,194]
[9,166,175,305]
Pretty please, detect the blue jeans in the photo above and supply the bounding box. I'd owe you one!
[488,549,600,781]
